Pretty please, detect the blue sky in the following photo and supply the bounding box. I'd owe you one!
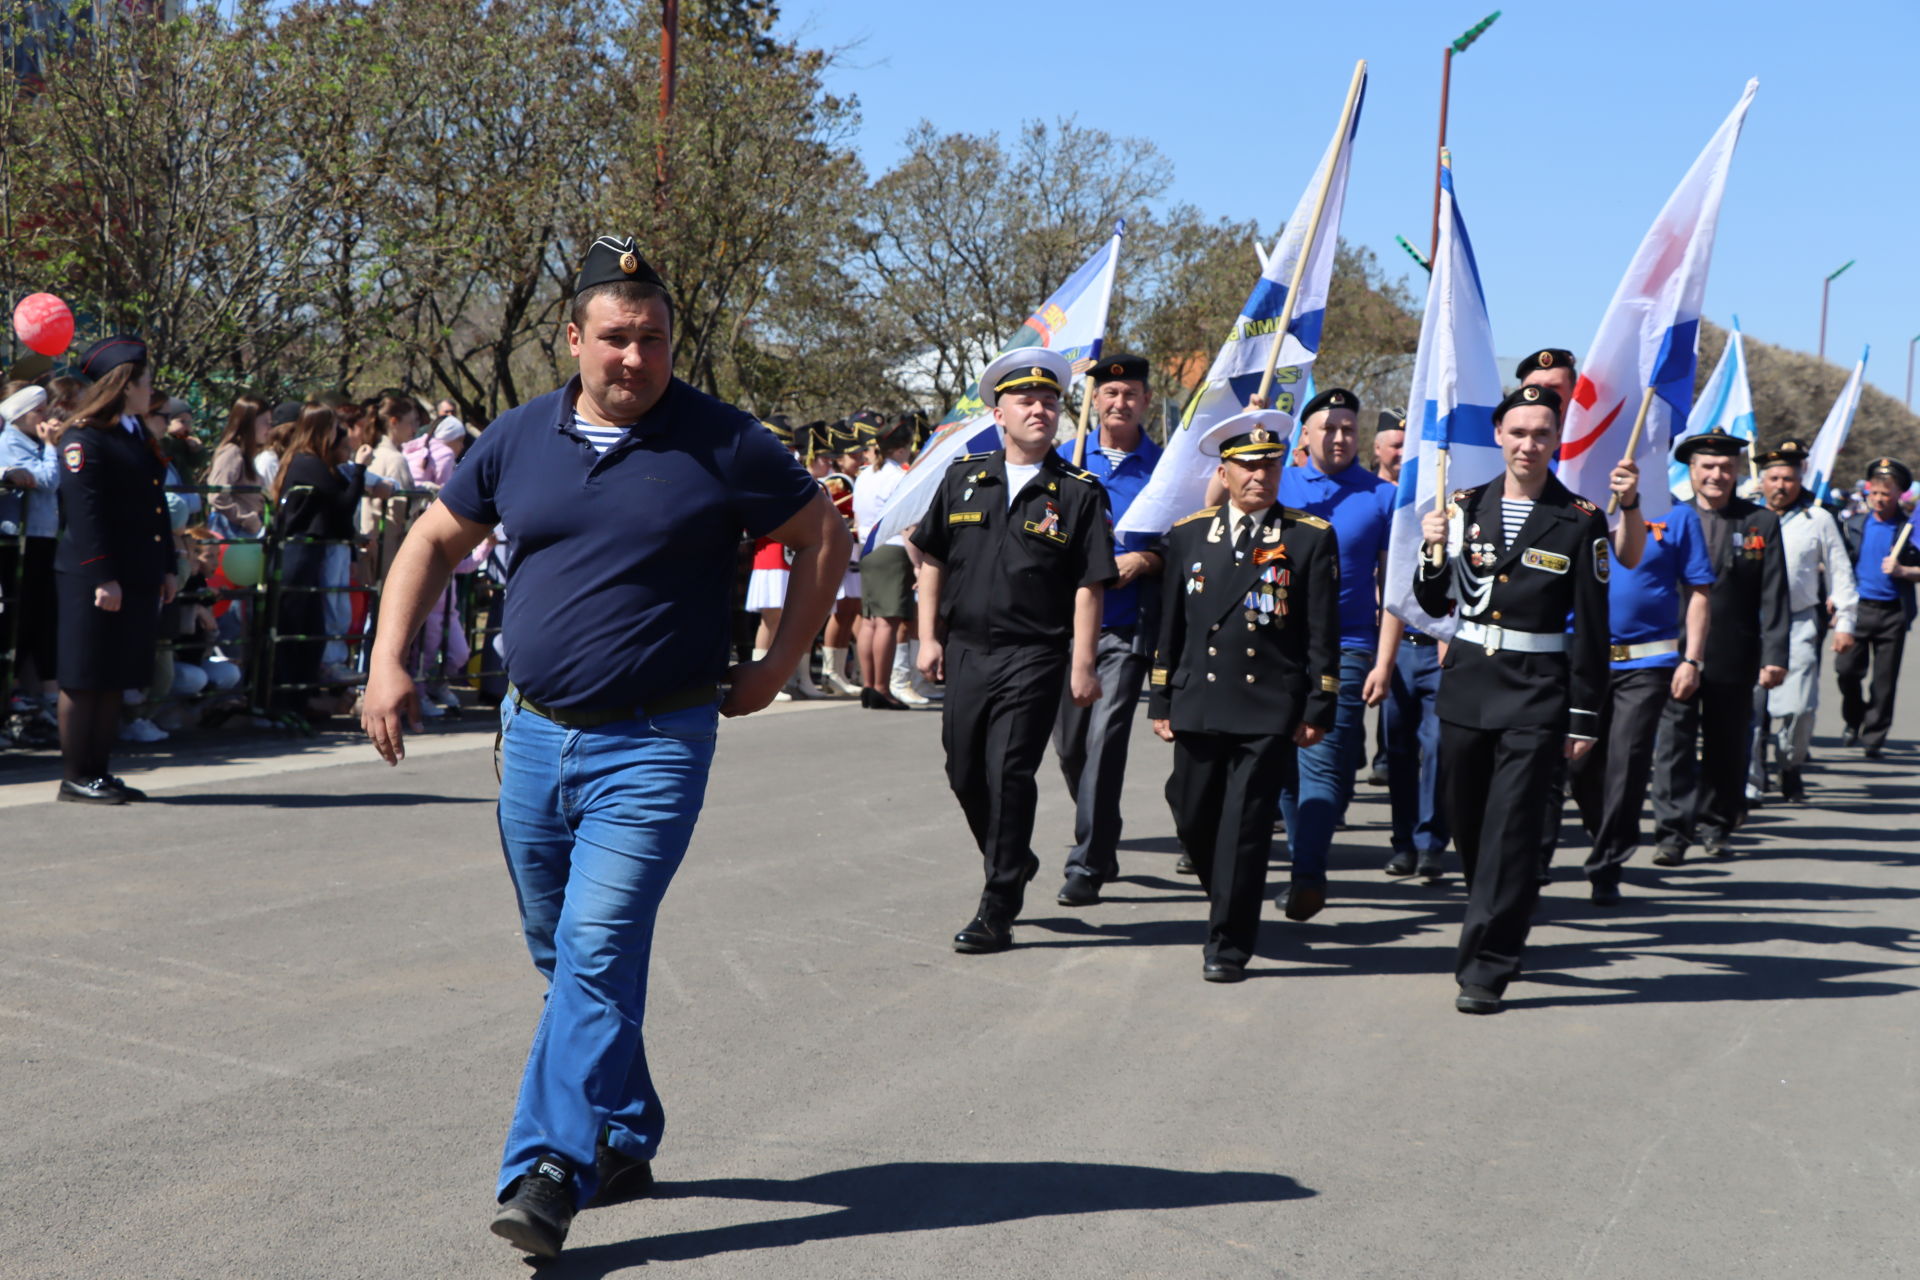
[776,0,1920,404]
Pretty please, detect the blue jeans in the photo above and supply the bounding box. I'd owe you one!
[1384,637,1449,858]
[493,695,719,1206]
[1277,647,1372,886]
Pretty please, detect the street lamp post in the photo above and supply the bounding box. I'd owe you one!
[1907,332,1919,412]
[1818,258,1854,362]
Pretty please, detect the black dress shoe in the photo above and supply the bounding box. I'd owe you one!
[1864,744,1883,760]
[1780,769,1807,803]
[1365,766,1388,786]
[1702,833,1731,858]
[1416,856,1445,882]
[859,687,876,708]
[1650,845,1685,867]
[1202,959,1247,983]
[57,778,127,805]
[1455,984,1503,1015]
[1175,853,1197,876]
[1841,725,1860,747]
[953,914,1013,954]
[1384,852,1417,877]
[586,1138,654,1209]
[491,1157,577,1258]
[1057,873,1100,907]
[1279,883,1325,922]
[1590,880,1623,907]
[106,775,148,801]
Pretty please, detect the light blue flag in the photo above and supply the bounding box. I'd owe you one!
[1668,318,1754,499]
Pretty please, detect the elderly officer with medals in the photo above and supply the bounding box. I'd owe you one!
[913,347,1117,955]
[1416,383,1610,1015]
[1148,409,1340,983]
[1750,439,1856,800]
[1648,427,1789,864]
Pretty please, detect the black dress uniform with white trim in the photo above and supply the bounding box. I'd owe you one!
[912,349,1117,948]
[1414,385,1609,1003]
[1149,410,1340,976]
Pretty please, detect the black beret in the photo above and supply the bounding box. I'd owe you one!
[1492,383,1563,424]
[1867,457,1914,492]
[1672,425,1746,464]
[574,234,667,296]
[1300,387,1359,422]
[271,400,303,427]
[77,335,147,382]
[1375,408,1407,434]
[1516,349,1576,380]
[1090,353,1149,385]
[1756,439,1812,470]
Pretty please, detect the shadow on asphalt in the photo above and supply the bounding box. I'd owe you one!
[151,791,489,808]
[534,1162,1315,1272]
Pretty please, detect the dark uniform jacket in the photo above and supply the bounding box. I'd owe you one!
[1687,496,1791,684]
[1415,474,1609,735]
[54,418,173,591]
[1148,503,1340,736]
[1841,510,1920,626]
[911,449,1117,647]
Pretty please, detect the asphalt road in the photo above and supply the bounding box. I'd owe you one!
[1,678,1915,1279]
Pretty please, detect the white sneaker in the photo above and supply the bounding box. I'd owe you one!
[889,677,930,708]
[911,673,945,700]
[821,668,862,696]
[773,689,793,702]
[119,717,170,743]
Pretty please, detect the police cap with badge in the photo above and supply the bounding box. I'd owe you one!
[1299,387,1359,424]
[980,348,1072,407]
[1198,408,1294,462]
[1515,349,1576,380]
[1866,456,1914,492]
[1756,438,1812,472]
[1089,353,1149,387]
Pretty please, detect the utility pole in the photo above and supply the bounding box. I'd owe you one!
[1818,258,1854,362]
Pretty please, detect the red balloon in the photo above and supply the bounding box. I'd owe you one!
[13,293,75,357]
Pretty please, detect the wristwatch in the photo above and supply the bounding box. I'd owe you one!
[1682,657,1702,670]
[1620,496,1641,511]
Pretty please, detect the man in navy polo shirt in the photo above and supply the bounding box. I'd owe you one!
[362,236,847,1260]
[1569,493,1713,904]
[1272,387,1396,922]
[1051,352,1164,906]
[1837,456,1920,757]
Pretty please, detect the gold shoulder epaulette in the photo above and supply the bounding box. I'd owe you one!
[1571,494,1599,515]
[1062,466,1097,484]
[1452,487,1472,504]
[1171,505,1220,528]
[1283,506,1331,530]
[951,451,994,466]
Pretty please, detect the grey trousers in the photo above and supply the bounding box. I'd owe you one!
[1053,626,1152,882]
[1751,609,1822,787]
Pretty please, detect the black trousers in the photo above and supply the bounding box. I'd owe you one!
[1053,626,1152,883]
[1835,598,1907,749]
[1166,730,1292,966]
[1649,679,1754,848]
[1569,666,1672,886]
[941,639,1067,917]
[1441,721,1558,994]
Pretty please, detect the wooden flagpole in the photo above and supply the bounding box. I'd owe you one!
[1606,386,1660,515]
[1071,374,1096,467]
[1253,59,1367,408]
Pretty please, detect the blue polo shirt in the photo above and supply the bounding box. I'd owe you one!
[1609,503,1715,669]
[440,376,816,709]
[1058,427,1163,629]
[1854,511,1918,602]
[1279,458,1395,649]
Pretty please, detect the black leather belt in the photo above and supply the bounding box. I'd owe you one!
[1403,632,1438,647]
[509,683,719,728]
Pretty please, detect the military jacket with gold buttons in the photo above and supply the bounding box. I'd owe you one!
[1414,473,1609,734]
[1147,503,1340,735]
[54,417,174,589]
[911,449,1117,646]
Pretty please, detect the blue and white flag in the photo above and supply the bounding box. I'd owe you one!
[1803,347,1869,505]
[864,222,1124,552]
[1669,319,1755,499]
[1383,154,1504,641]
[1118,70,1365,535]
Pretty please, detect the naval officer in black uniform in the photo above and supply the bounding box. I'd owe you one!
[914,347,1117,954]
[53,336,177,804]
[1416,384,1610,1014]
[1148,409,1340,982]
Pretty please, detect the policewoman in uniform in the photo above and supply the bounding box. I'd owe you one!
[913,346,1116,955]
[1148,410,1340,982]
[362,236,848,1260]
[53,336,177,804]
[1416,384,1609,1014]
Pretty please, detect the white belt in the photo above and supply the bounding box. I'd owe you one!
[1609,638,1678,662]
[1457,620,1568,654]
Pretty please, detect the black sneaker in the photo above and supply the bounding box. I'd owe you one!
[587,1137,654,1209]
[491,1157,577,1258]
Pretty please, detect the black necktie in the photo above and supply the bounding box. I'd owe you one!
[1233,515,1253,561]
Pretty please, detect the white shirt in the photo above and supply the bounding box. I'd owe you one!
[852,459,907,547]
[1778,501,1858,633]
[1003,461,1041,508]
[1225,503,1267,552]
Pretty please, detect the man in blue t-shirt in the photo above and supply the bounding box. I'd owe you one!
[1568,502,1714,904]
[361,237,848,1261]
[1836,456,1920,756]
[1272,387,1397,921]
[1051,354,1164,906]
